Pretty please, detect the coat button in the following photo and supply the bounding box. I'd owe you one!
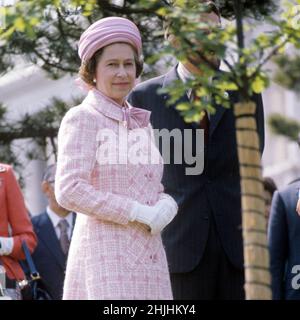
[144,172,153,180]
[152,254,158,263]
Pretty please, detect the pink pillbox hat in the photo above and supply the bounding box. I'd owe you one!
[78,17,142,63]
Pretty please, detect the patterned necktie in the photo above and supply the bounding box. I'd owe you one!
[58,219,70,255]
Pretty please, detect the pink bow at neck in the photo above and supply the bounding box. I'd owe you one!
[122,105,151,130]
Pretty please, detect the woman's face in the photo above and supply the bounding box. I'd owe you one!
[95,43,136,105]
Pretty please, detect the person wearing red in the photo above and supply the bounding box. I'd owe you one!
[0,163,37,299]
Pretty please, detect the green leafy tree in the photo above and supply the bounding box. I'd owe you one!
[0,104,21,168]
[1,0,299,299]
[274,55,300,92]
[0,0,167,170]
[0,0,166,77]
[0,97,78,171]
[268,113,300,142]
[268,55,300,141]
[150,0,300,299]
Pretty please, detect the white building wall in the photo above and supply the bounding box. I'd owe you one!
[0,63,82,215]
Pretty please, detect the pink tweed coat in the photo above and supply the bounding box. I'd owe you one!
[55,89,173,300]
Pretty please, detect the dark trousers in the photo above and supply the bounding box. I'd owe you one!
[170,217,244,300]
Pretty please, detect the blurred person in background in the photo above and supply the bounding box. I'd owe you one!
[31,164,75,300]
[296,133,300,216]
[129,1,264,299]
[263,177,277,227]
[0,163,37,300]
[268,138,300,300]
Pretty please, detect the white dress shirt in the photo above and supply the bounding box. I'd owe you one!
[177,62,211,119]
[46,207,73,241]
[177,62,194,99]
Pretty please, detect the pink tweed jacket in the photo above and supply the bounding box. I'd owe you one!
[55,89,173,300]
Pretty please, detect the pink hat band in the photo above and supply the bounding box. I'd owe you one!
[78,17,142,63]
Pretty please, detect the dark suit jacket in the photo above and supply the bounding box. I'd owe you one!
[31,212,75,300]
[129,66,264,272]
[268,181,300,300]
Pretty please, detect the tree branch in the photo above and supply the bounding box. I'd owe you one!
[98,0,164,16]
[250,37,289,83]
[32,47,77,74]
[0,127,58,143]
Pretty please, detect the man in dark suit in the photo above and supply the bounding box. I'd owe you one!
[268,139,300,300]
[129,3,264,299]
[31,164,75,300]
[296,135,300,216]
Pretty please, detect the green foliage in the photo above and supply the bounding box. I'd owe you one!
[216,0,278,20]
[251,73,270,94]
[0,103,21,173]
[273,55,300,92]
[0,0,166,78]
[153,0,300,122]
[0,97,80,174]
[268,114,300,142]
[152,0,300,122]
[1,0,300,170]
[0,0,168,175]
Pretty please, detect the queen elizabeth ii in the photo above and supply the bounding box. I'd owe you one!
[55,17,178,300]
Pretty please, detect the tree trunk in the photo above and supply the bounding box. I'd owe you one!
[234,101,272,300]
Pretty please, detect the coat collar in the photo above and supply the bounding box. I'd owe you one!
[84,88,151,129]
[85,88,126,123]
[162,65,228,136]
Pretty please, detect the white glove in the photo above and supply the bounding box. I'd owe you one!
[150,198,178,235]
[130,197,178,235]
[0,237,14,256]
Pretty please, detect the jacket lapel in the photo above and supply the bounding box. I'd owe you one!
[209,71,232,137]
[209,101,227,137]
[36,213,66,269]
[162,66,190,109]
[162,66,228,134]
